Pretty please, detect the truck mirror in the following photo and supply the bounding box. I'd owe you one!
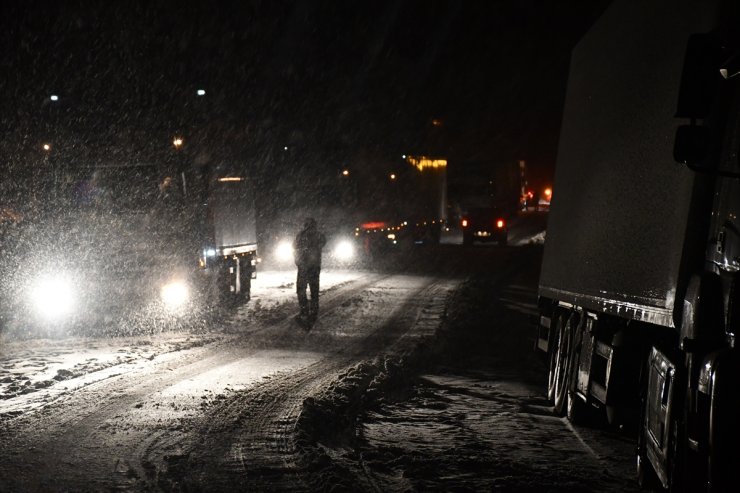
[720,53,740,80]
[673,125,710,166]
[675,33,724,119]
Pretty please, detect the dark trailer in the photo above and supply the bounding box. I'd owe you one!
[536,0,740,490]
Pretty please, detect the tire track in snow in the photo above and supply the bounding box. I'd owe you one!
[0,273,389,492]
[151,276,454,492]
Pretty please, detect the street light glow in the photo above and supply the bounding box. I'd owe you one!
[42,143,51,151]
[173,137,184,148]
[390,173,396,180]
[196,89,206,96]
[406,156,448,172]
[50,95,59,101]
[342,169,349,176]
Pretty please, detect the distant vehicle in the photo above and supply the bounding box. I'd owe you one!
[461,207,508,246]
[1,161,257,335]
[535,1,740,490]
[357,156,447,254]
[272,229,357,267]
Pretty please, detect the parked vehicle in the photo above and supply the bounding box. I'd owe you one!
[536,0,740,490]
[461,207,508,246]
[356,155,447,254]
[1,160,257,335]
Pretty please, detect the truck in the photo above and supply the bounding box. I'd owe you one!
[355,155,447,254]
[535,0,740,490]
[1,156,257,336]
[448,160,522,246]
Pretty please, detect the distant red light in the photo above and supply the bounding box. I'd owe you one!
[496,219,505,228]
[361,222,386,230]
[461,219,469,228]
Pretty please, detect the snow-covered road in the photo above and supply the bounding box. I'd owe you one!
[0,268,456,491]
[0,213,640,492]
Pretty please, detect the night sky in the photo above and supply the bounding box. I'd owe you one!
[1,0,610,195]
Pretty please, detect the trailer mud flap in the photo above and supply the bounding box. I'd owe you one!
[537,315,551,352]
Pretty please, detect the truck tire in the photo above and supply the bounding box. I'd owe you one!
[668,417,688,493]
[547,314,564,402]
[636,354,666,491]
[553,313,577,416]
[637,391,662,489]
[548,312,573,414]
[637,447,662,490]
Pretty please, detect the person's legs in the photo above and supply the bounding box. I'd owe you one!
[308,268,320,320]
[296,268,309,316]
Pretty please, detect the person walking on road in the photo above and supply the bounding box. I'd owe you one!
[293,217,326,326]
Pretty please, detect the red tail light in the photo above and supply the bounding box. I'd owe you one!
[461,219,468,227]
[496,219,505,228]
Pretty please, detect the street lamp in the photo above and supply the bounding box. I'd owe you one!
[173,137,184,149]
[390,173,396,180]
[50,95,59,102]
[42,143,51,151]
[196,89,206,96]
[342,169,349,176]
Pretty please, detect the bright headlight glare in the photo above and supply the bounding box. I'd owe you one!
[30,276,75,320]
[161,280,189,308]
[333,240,355,261]
[275,241,294,262]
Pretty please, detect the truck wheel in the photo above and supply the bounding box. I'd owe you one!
[548,313,571,414]
[637,364,663,490]
[547,314,564,402]
[637,448,661,489]
[553,313,577,415]
[668,418,688,493]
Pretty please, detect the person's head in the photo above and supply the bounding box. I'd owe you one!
[303,217,317,230]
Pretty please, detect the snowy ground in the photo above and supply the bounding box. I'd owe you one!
[348,256,639,492]
[0,212,641,492]
[0,269,362,413]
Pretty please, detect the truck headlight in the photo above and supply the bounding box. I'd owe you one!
[29,275,76,321]
[333,239,355,261]
[161,280,189,309]
[275,240,294,262]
